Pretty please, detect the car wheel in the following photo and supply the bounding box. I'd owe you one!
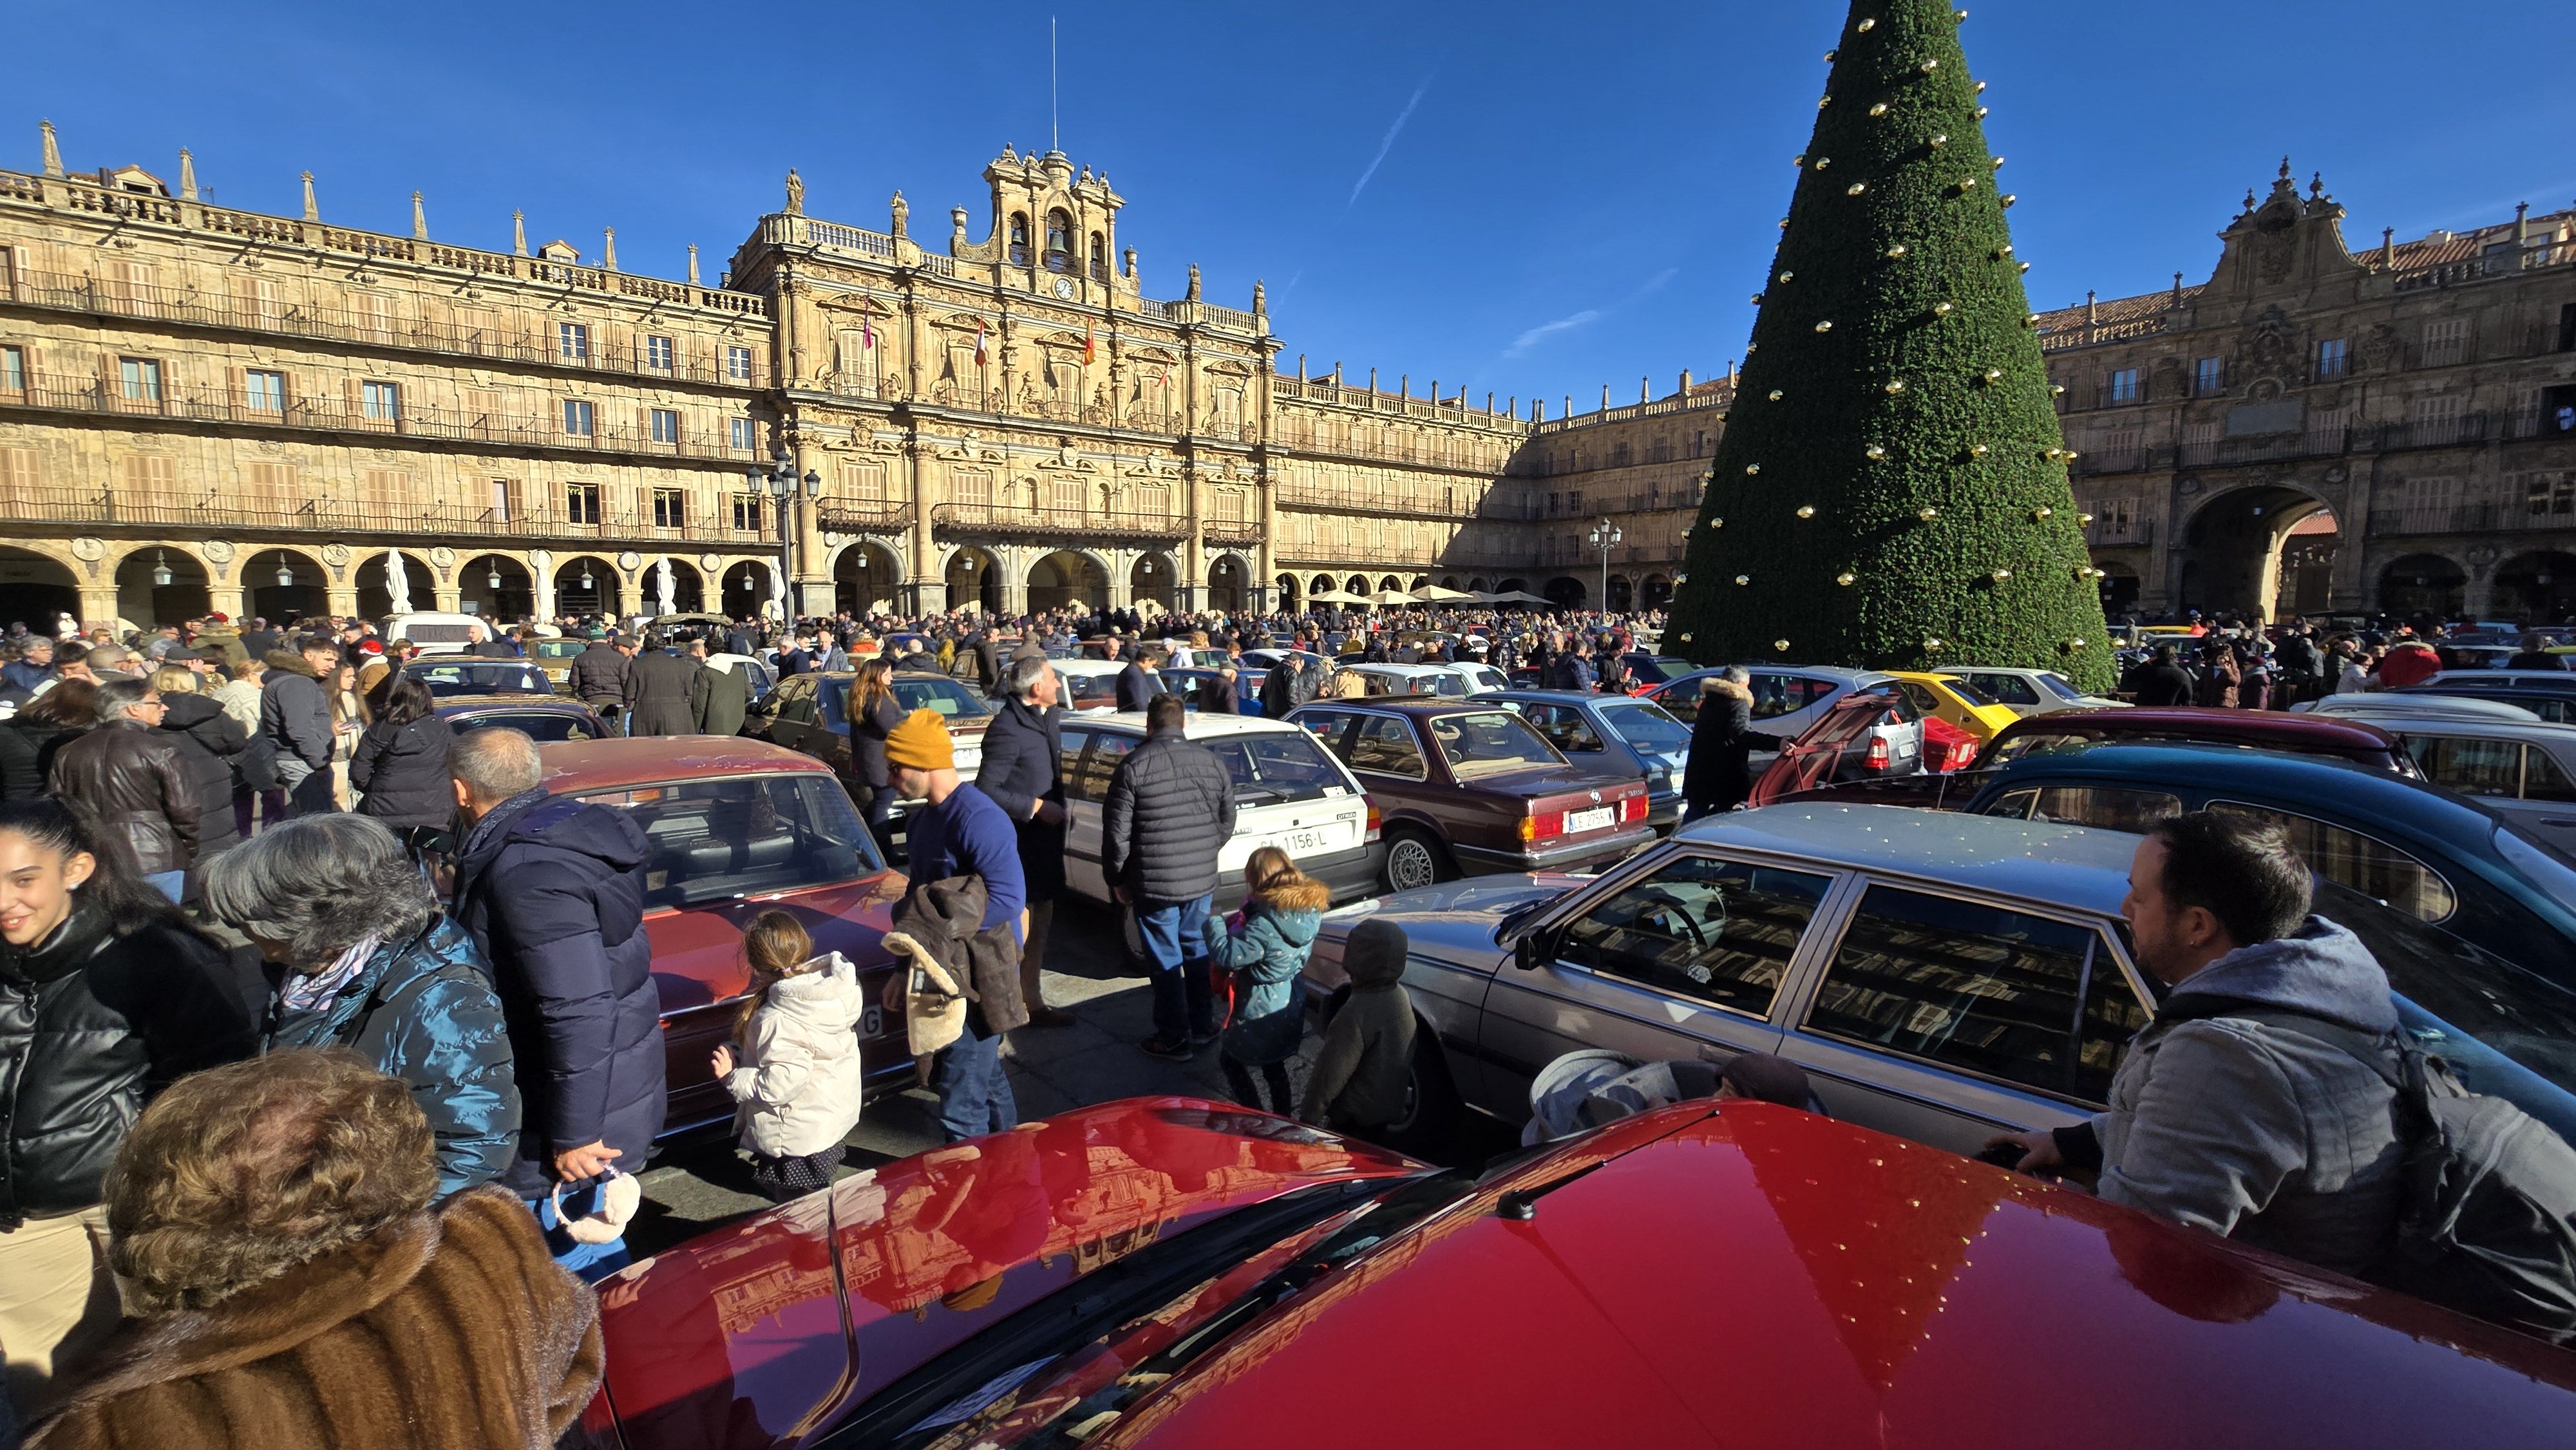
[1381,829,1446,894]
[1381,1028,1460,1153]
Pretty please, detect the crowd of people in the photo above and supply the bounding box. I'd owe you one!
[0,596,2566,1445]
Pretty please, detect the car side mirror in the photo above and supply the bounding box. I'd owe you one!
[1512,930,1547,971]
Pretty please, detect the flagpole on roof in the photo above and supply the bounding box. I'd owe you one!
[1050,17,1060,155]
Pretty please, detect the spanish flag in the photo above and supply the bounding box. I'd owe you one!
[1083,319,1096,364]
[974,320,987,366]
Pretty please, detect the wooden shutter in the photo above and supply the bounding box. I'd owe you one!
[0,447,35,505]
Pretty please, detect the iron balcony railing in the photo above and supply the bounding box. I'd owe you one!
[0,482,767,544]
[815,501,916,535]
[931,502,1187,541]
[2075,409,2574,477]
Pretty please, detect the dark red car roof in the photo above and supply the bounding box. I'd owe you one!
[538,735,829,794]
[1991,706,2406,768]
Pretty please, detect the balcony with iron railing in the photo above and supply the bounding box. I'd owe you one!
[4,267,766,389]
[0,480,768,545]
[1200,518,1263,549]
[2075,409,2573,478]
[1278,484,1540,521]
[930,501,1188,541]
[0,373,756,466]
[2366,499,2576,538]
[814,500,916,536]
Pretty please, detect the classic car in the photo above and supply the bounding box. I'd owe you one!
[581,1095,2576,1450]
[1297,804,2576,1157]
[1058,713,1383,908]
[1881,670,2022,744]
[1488,689,1694,828]
[528,636,591,692]
[1287,699,1654,893]
[1993,706,2422,775]
[1960,740,2576,990]
[1748,686,1957,807]
[1615,652,1701,692]
[435,695,607,742]
[402,658,555,697]
[1050,659,1133,713]
[748,670,994,813]
[1644,664,1912,746]
[2392,683,2576,724]
[1935,664,2127,716]
[535,737,904,1136]
[1162,664,1264,713]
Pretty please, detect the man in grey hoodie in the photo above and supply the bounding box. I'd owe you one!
[1991,811,2406,1277]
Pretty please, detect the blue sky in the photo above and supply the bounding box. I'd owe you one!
[15,1,2573,412]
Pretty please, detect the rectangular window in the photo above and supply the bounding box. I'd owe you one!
[645,335,674,371]
[1,346,23,393]
[2193,357,2223,395]
[1805,885,2145,1102]
[729,417,757,451]
[952,468,992,508]
[2524,474,2575,519]
[563,399,596,437]
[361,379,399,421]
[1556,856,1833,1019]
[2559,304,2576,354]
[2107,367,2141,403]
[565,482,601,524]
[651,488,685,528]
[0,447,36,502]
[2421,318,2468,368]
[2316,337,2349,379]
[1051,478,1084,513]
[726,345,755,382]
[649,408,679,444]
[732,494,762,532]
[118,357,162,402]
[243,369,285,413]
[489,478,516,523]
[840,460,887,502]
[558,322,590,362]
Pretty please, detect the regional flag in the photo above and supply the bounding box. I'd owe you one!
[974,320,988,366]
[861,315,875,350]
[1083,319,1096,365]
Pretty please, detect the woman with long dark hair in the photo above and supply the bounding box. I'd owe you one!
[0,679,96,802]
[0,798,255,1417]
[350,674,456,834]
[846,657,907,841]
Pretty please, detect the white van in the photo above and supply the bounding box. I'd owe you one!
[382,612,490,655]
[1057,713,1383,909]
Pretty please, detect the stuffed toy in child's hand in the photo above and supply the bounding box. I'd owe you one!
[1224,910,1246,936]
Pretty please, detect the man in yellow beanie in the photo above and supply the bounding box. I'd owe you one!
[880,708,1025,1140]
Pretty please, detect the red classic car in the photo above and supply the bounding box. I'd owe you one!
[536,737,907,1136]
[582,1097,2576,1449]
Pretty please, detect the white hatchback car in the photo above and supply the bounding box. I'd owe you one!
[1936,666,2126,717]
[2362,715,2576,858]
[1057,713,1385,908]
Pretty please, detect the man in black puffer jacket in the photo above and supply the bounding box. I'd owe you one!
[153,684,249,899]
[1104,695,1237,1059]
[446,727,661,1278]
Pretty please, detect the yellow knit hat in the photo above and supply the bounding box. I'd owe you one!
[883,708,955,772]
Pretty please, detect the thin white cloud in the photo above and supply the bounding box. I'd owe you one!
[1349,77,1433,207]
[1503,309,1601,358]
[1633,266,1678,297]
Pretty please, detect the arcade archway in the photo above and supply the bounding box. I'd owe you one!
[946,547,1002,614]
[1208,553,1249,612]
[1025,550,1104,612]
[245,549,327,625]
[1543,576,1586,610]
[2379,553,2465,621]
[0,548,79,632]
[1130,551,1176,609]
[833,543,901,616]
[357,551,442,622]
[555,556,622,619]
[115,547,209,629]
[2180,485,2336,623]
[2494,551,2576,624]
[457,554,533,623]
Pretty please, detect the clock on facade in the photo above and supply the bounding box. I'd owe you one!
[1052,277,1075,299]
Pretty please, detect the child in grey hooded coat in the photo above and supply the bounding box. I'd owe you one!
[1301,917,1416,1136]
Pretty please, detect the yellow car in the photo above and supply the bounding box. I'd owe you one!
[1884,670,2023,744]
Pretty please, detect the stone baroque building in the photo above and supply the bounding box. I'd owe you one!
[1,123,2568,632]
[2043,162,2576,623]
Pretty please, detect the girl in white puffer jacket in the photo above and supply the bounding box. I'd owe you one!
[712,912,866,1202]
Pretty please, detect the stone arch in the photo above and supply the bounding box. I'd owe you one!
[649,557,706,614]
[359,550,444,621]
[946,545,1003,613]
[457,554,535,624]
[1638,573,1673,609]
[717,559,769,618]
[115,544,212,628]
[2179,482,2336,622]
[1273,573,1300,611]
[1344,574,1368,596]
[1468,576,1491,594]
[1130,549,1178,608]
[2096,560,2142,618]
[1204,552,1251,612]
[1309,574,1333,597]
[833,542,903,616]
[555,554,623,618]
[245,547,329,625]
[1377,574,1403,594]
[2494,551,2576,625]
[1605,573,1634,612]
[1027,549,1107,612]
[0,546,80,633]
[2378,552,2467,620]
[1542,576,1587,609]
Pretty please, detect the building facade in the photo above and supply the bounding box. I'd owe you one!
[3,124,2570,632]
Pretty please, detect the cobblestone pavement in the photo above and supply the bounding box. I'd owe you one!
[630,896,1380,1257]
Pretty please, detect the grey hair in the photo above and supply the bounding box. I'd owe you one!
[93,677,156,722]
[202,815,435,970]
[1722,665,1750,684]
[450,726,544,803]
[1003,653,1052,702]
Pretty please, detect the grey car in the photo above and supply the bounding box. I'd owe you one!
[1299,804,2576,1158]
[1488,689,1695,829]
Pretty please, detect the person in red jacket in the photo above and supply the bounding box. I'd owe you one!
[2374,637,2443,689]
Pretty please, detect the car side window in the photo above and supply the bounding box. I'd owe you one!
[1526,705,1604,753]
[1057,728,1092,796]
[2525,748,2576,803]
[1981,787,2040,818]
[775,678,819,726]
[2409,736,2523,798]
[1660,688,1702,726]
[2206,801,2458,923]
[1294,709,1359,759]
[1065,733,1135,804]
[1745,674,1806,720]
[1345,715,1428,779]
[1804,885,2142,1103]
[1975,673,2041,706]
[1897,682,1946,717]
[1555,856,1833,1019]
[2024,786,2184,833]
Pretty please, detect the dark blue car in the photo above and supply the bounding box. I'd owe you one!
[1486,689,1696,828]
[1963,741,2576,991]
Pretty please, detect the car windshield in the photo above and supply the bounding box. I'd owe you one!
[889,676,992,719]
[1204,731,1351,805]
[1597,701,1691,753]
[575,773,883,909]
[1060,670,1121,705]
[533,640,586,660]
[404,662,551,696]
[450,710,594,742]
[1644,655,1692,680]
[1426,711,1564,777]
[2489,824,2576,916]
[1401,671,1467,697]
[1939,676,1998,706]
[2037,672,2087,701]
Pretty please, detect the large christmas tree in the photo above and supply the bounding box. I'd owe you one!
[1667,0,2113,692]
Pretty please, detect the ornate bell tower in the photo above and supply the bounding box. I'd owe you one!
[948,144,1132,304]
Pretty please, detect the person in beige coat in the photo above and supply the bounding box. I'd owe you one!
[713,912,865,1203]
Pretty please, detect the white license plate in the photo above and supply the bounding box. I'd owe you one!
[1271,825,1335,855]
[1566,805,1615,834]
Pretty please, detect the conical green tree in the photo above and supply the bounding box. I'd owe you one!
[1668,0,2113,692]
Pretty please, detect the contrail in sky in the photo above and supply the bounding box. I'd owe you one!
[1350,77,1433,207]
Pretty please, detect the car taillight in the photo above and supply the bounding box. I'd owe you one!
[1365,801,1382,842]
[1951,739,1978,769]
[1620,790,1645,823]
[1866,735,1891,771]
[1522,804,1564,842]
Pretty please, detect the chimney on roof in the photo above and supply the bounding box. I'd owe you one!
[412,191,427,240]
[2382,227,2396,268]
[178,148,196,202]
[2085,290,2098,325]
[688,243,700,286]
[2171,272,2183,308]
[2517,202,2531,244]
[1680,368,1692,393]
[300,171,318,223]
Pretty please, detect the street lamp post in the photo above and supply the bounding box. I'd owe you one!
[1587,519,1624,614]
[749,444,820,625]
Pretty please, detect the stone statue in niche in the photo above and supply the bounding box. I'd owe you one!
[785,169,804,216]
[889,191,908,238]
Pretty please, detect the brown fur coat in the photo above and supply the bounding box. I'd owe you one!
[29,1185,603,1450]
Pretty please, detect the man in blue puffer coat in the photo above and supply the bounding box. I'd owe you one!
[446,726,664,1278]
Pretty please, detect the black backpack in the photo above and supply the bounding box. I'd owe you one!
[2240,1008,2576,1342]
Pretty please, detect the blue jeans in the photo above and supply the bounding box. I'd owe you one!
[932,1022,1017,1143]
[1135,895,1215,1041]
[528,1183,631,1284]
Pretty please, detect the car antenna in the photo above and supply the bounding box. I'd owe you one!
[1495,1159,1607,1221]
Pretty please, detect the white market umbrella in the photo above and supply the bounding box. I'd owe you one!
[1370,589,1419,607]
[766,560,790,623]
[655,558,677,616]
[383,548,414,614]
[1480,588,1556,607]
[1412,583,1477,601]
[1307,587,1370,605]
